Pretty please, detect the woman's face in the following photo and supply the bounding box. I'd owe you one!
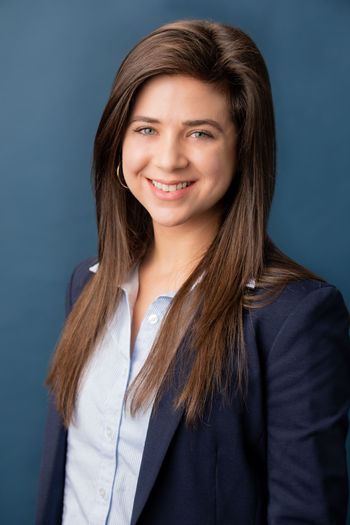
[122,74,237,230]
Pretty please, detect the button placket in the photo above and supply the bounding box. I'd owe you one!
[105,294,173,523]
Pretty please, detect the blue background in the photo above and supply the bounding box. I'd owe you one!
[1,0,349,523]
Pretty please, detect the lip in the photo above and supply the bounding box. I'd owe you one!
[146,178,195,200]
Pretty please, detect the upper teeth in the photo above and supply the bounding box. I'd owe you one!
[152,180,192,192]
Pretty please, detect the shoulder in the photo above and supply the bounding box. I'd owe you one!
[65,256,98,312]
[251,277,349,325]
[247,279,349,360]
[70,256,97,288]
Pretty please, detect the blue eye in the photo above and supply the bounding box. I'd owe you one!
[191,130,212,139]
[137,127,156,135]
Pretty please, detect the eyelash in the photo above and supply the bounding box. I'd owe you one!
[191,130,213,139]
[134,127,213,139]
[135,127,156,135]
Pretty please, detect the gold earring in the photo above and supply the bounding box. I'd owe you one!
[116,164,129,189]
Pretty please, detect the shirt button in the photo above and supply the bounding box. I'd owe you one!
[106,427,114,441]
[148,313,159,325]
[99,487,107,501]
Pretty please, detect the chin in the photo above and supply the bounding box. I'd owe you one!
[151,214,192,229]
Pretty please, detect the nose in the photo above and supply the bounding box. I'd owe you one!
[153,133,189,172]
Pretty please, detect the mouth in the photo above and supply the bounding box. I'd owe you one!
[148,178,194,193]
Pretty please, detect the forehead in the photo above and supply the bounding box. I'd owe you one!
[130,74,231,121]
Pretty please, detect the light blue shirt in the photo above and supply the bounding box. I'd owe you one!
[62,263,176,525]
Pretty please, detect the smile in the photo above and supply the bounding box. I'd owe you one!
[151,180,193,192]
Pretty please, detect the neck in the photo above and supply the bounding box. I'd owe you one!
[144,215,220,279]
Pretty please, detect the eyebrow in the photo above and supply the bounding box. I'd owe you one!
[129,116,224,133]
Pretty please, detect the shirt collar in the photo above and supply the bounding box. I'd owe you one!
[88,262,256,290]
[89,262,177,299]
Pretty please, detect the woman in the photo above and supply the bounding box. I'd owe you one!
[37,20,350,525]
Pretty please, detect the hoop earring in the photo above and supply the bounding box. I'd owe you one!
[116,164,129,190]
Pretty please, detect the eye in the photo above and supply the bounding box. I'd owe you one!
[191,130,213,139]
[135,127,156,135]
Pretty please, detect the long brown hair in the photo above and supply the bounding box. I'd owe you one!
[46,20,321,427]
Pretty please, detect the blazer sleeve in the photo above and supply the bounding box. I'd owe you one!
[36,291,73,524]
[36,262,90,525]
[266,285,350,524]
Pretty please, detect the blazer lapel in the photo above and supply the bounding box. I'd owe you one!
[130,322,195,525]
[130,383,184,525]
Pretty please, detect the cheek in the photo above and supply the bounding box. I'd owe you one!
[122,138,149,176]
[195,146,235,188]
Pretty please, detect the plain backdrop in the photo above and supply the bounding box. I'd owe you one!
[0,0,349,523]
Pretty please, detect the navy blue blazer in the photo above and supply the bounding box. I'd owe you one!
[37,257,350,524]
